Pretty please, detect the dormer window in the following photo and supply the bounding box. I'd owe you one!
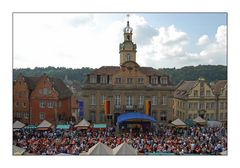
[127,78,133,84]
[151,77,158,85]
[161,77,168,85]
[100,76,107,84]
[90,75,97,83]
[138,78,144,84]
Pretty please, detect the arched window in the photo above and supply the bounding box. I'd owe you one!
[127,53,131,61]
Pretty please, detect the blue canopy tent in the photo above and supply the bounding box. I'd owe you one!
[117,112,157,123]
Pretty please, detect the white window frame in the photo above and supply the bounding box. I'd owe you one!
[162,96,167,105]
[48,101,54,108]
[115,95,121,106]
[139,95,144,106]
[138,77,144,84]
[39,112,45,120]
[126,96,133,106]
[161,77,168,84]
[90,95,96,105]
[39,100,46,108]
[100,76,107,84]
[127,78,133,84]
[151,77,158,85]
[90,75,97,83]
[152,96,157,105]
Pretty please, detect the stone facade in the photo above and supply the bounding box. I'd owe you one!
[173,78,227,124]
[81,20,175,124]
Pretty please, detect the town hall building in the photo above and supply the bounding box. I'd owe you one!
[81,20,175,125]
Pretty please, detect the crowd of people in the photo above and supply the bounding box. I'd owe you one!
[13,124,227,155]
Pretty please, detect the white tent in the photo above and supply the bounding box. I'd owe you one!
[220,150,227,155]
[13,145,26,155]
[85,142,113,155]
[193,116,207,125]
[171,118,187,128]
[37,120,52,130]
[74,119,90,129]
[13,121,25,130]
[113,142,137,155]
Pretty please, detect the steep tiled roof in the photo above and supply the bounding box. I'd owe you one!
[90,66,120,75]
[24,76,41,91]
[50,78,72,99]
[19,75,72,99]
[139,67,163,76]
[174,81,197,99]
[89,66,164,76]
[211,80,227,95]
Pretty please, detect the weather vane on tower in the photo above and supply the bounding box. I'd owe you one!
[124,13,132,33]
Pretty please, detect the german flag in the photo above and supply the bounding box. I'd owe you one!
[104,100,110,115]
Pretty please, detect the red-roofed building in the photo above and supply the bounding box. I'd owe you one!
[13,74,77,125]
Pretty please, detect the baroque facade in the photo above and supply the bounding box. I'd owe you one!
[173,78,227,124]
[81,20,175,124]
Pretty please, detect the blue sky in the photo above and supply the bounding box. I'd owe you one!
[14,13,227,69]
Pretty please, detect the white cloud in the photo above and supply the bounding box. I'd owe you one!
[215,25,226,46]
[197,34,209,46]
[66,14,95,28]
[138,25,189,67]
[13,14,226,69]
[173,25,227,67]
[138,24,226,68]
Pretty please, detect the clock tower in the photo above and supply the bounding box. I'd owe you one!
[119,18,137,65]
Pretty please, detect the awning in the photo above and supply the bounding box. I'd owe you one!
[171,118,187,128]
[37,120,52,128]
[193,116,207,125]
[56,124,70,129]
[74,119,90,128]
[93,124,107,128]
[13,145,26,155]
[117,112,157,123]
[24,125,37,129]
[13,121,25,129]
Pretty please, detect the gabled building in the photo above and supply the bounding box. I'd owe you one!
[13,74,40,124]
[82,20,175,124]
[13,74,77,125]
[173,78,227,124]
[211,80,227,124]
